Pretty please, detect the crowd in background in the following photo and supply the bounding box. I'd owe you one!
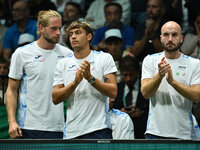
[0,0,200,139]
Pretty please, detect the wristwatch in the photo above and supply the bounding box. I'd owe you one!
[89,76,96,85]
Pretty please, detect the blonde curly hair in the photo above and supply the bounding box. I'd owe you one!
[37,10,61,36]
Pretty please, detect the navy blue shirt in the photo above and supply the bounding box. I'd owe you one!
[92,24,135,50]
[3,19,39,54]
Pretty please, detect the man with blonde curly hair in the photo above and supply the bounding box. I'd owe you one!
[6,10,72,139]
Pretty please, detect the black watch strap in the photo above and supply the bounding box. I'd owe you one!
[89,76,96,85]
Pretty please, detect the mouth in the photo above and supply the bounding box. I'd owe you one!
[72,41,78,44]
[53,37,59,41]
[166,43,174,47]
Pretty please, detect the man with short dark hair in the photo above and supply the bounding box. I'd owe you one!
[52,21,117,139]
[3,0,38,60]
[132,0,166,62]
[92,2,135,53]
[113,56,149,138]
[59,2,82,47]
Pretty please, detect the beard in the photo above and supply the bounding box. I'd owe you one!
[162,42,182,52]
[43,29,59,44]
[44,36,58,44]
[109,20,121,28]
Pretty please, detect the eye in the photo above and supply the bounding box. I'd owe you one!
[163,33,168,37]
[106,12,112,16]
[172,33,178,37]
[122,73,128,77]
[75,30,81,34]
[69,32,73,37]
[51,27,58,31]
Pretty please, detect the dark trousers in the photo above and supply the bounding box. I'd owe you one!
[74,128,113,139]
[21,129,63,139]
[145,133,178,139]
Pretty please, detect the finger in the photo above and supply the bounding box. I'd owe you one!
[161,66,171,75]
[161,57,165,61]
[14,128,21,138]
[158,61,163,68]
[80,63,89,71]
[82,62,90,71]
[17,128,23,137]
[84,60,90,65]
[9,129,18,139]
[160,63,170,71]
[80,66,88,74]
[159,64,170,77]
[146,19,151,24]
[161,62,170,69]
[129,105,135,108]
[9,131,14,139]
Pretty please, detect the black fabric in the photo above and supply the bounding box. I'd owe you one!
[74,128,112,139]
[134,19,166,62]
[125,86,133,107]
[20,129,63,139]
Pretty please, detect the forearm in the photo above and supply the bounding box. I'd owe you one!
[132,36,148,56]
[52,81,78,105]
[6,89,18,124]
[91,78,117,99]
[141,73,163,99]
[170,80,200,103]
[3,50,11,61]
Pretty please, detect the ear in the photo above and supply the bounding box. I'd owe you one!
[38,24,44,32]
[160,35,162,42]
[87,33,92,41]
[181,35,183,43]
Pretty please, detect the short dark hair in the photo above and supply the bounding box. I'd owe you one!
[119,56,140,72]
[104,2,122,14]
[104,37,123,45]
[67,21,93,37]
[65,2,82,15]
[0,56,9,66]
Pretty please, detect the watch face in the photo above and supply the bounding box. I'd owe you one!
[90,77,96,85]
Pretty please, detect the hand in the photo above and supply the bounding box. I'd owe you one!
[130,108,144,118]
[120,107,133,114]
[74,69,83,85]
[145,19,157,38]
[158,57,171,78]
[8,122,22,139]
[80,60,92,81]
[165,65,173,85]
[120,106,144,118]
[97,41,107,51]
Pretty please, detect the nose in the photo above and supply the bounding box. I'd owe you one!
[0,68,4,74]
[110,13,118,21]
[71,33,76,39]
[147,6,152,13]
[56,29,60,35]
[125,75,131,82]
[168,35,172,41]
